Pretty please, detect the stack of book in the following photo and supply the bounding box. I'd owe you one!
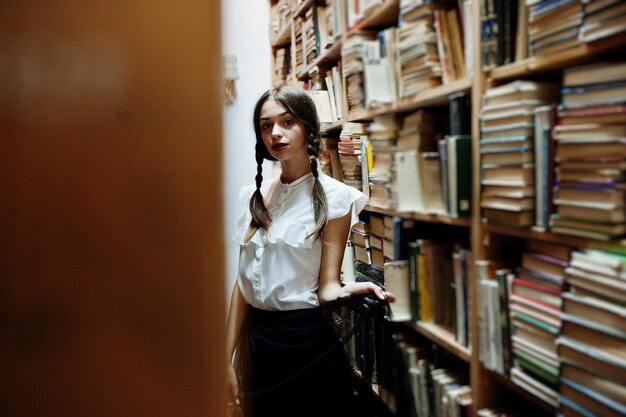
[396,9,444,98]
[507,240,572,408]
[272,47,291,86]
[367,114,400,209]
[396,110,446,213]
[321,137,342,180]
[351,222,371,266]
[579,0,626,43]
[558,248,626,416]
[549,61,626,241]
[302,7,317,66]
[368,214,385,270]
[363,28,398,108]
[343,31,377,113]
[433,7,466,84]
[293,15,305,73]
[338,122,368,191]
[381,215,397,264]
[528,0,583,57]
[480,80,559,227]
[270,0,292,45]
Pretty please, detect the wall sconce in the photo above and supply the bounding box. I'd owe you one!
[223,54,239,107]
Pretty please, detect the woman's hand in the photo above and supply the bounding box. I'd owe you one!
[226,363,240,415]
[339,281,395,302]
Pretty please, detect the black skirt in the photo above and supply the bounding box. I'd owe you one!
[235,303,358,417]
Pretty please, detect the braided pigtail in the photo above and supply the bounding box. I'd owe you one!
[308,135,328,239]
[245,142,272,242]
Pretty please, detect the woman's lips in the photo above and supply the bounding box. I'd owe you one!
[272,143,288,151]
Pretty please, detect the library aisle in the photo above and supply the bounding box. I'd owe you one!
[268,1,626,416]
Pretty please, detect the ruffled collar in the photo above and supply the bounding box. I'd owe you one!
[277,172,313,191]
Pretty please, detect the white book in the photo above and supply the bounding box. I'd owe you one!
[384,260,412,322]
[325,75,339,122]
[396,149,425,211]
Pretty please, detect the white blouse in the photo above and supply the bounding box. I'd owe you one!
[233,172,368,311]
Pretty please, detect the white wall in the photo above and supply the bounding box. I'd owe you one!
[222,0,273,299]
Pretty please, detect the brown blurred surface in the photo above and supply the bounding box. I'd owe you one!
[0,1,225,416]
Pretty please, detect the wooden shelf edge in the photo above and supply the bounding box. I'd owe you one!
[487,370,557,415]
[294,0,314,18]
[271,21,292,48]
[347,77,472,121]
[320,120,343,135]
[483,222,626,250]
[364,205,472,227]
[489,32,626,81]
[395,76,472,112]
[297,39,343,80]
[406,321,471,363]
[347,0,399,34]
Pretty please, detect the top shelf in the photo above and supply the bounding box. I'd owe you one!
[488,32,626,82]
[271,20,292,48]
[294,0,313,18]
[347,0,399,35]
[348,77,472,121]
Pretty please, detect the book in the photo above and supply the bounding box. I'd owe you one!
[557,336,626,384]
[384,260,412,322]
[446,135,472,217]
[561,361,626,406]
[511,278,562,308]
[561,313,626,361]
[449,91,471,136]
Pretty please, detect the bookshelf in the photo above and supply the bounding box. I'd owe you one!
[407,321,472,363]
[267,1,626,416]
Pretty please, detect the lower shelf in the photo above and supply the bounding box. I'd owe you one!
[404,321,471,363]
[487,369,558,415]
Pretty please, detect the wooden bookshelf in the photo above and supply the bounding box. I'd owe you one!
[364,205,471,227]
[483,222,626,251]
[320,120,342,135]
[297,38,342,80]
[271,20,292,48]
[406,321,471,363]
[489,32,626,82]
[347,76,472,121]
[488,370,557,415]
[347,0,399,34]
[266,2,626,416]
[293,0,313,18]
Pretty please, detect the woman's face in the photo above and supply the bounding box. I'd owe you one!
[259,98,308,164]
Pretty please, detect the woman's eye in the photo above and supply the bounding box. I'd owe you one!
[261,123,272,130]
[283,119,294,127]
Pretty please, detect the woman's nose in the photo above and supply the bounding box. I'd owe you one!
[271,124,283,137]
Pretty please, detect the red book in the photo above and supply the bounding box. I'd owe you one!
[511,278,562,308]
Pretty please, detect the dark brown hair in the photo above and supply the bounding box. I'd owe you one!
[245,85,328,242]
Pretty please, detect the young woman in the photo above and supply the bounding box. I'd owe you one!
[226,85,394,417]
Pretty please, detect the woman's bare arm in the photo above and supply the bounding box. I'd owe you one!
[226,280,249,402]
[317,210,394,303]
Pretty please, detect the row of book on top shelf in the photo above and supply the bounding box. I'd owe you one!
[477,238,626,415]
[480,60,626,241]
[481,0,626,70]
[320,90,473,219]
[344,0,472,114]
[274,0,472,112]
[341,211,472,350]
